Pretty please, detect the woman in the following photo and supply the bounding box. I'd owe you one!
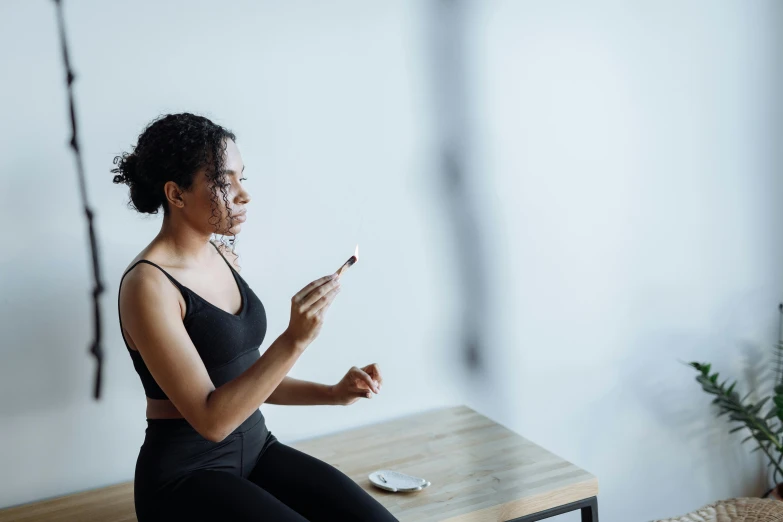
[113,113,398,521]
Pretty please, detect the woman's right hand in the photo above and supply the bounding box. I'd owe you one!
[283,274,341,350]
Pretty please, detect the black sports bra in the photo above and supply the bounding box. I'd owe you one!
[118,242,267,400]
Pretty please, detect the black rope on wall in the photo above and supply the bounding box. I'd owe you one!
[52,0,105,400]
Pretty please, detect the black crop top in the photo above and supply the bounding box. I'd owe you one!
[118,242,267,400]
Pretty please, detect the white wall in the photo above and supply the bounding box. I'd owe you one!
[468,1,783,521]
[0,0,464,510]
[1,1,781,521]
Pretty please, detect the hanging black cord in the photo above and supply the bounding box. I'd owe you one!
[52,0,105,400]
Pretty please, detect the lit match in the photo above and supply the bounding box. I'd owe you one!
[335,244,359,277]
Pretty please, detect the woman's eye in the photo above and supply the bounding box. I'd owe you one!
[239,177,247,182]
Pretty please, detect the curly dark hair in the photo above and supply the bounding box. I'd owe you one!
[111,113,239,245]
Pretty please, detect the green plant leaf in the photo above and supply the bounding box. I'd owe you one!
[730,426,746,434]
[702,381,719,392]
[756,414,772,426]
[728,382,737,395]
[742,435,756,444]
[752,397,771,414]
[775,385,783,395]
[765,409,778,420]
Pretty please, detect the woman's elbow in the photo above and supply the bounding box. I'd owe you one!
[190,400,230,442]
[205,428,230,443]
[197,418,231,443]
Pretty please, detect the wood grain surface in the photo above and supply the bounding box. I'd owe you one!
[0,405,597,522]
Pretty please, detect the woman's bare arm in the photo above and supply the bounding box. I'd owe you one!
[120,264,304,442]
[266,376,337,406]
[210,246,336,406]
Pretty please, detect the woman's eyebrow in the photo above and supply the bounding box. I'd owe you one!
[223,165,245,176]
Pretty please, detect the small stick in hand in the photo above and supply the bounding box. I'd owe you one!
[335,245,359,277]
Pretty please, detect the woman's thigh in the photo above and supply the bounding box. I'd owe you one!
[136,469,309,522]
[248,441,399,522]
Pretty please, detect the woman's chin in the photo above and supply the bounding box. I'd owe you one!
[214,225,242,236]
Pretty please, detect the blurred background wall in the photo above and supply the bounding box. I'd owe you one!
[1,2,782,520]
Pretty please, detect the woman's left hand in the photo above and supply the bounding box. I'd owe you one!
[331,364,383,406]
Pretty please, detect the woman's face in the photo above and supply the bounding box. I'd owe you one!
[175,139,252,236]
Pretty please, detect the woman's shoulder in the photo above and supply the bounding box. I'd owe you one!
[122,242,167,274]
[120,243,182,294]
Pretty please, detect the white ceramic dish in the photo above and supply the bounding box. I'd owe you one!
[369,470,431,493]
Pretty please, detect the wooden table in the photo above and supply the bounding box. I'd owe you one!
[294,405,599,521]
[0,405,598,522]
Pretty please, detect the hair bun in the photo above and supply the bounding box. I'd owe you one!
[111,152,138,185]
[111,152,161,214]
[112,113,236,216]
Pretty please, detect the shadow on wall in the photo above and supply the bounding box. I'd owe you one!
[620,294,775,501]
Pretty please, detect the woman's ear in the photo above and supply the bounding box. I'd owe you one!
[163,181,185,209]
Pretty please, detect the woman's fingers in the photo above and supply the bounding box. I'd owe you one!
[301,278,341,310]
[285,275,344,349]
[293,275,335,304]
[348,387,373,399]
[363,363,383,389]
[310,285,341,315]
[352,367,380,393]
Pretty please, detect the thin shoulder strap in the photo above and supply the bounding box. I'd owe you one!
[118,259,187,353]
[120,259,186,290]
[210,240,237,273]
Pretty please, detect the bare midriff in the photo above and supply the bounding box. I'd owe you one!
[146,398,185,419]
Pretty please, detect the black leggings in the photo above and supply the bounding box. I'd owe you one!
[134,410,398,521]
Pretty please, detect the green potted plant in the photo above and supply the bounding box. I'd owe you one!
[688,304,783,499]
